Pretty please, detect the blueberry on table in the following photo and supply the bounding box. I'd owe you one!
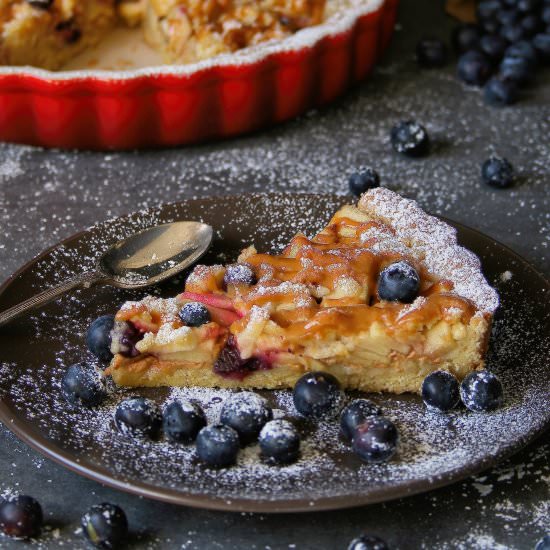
[223,264,257,288]
[0,495,42,539]
[481,156,515,189]
[377,261,420,304]
[178,302,211,327]
[340,399,382,441]
[163,400,206,443]
[535,534,550,550]
[460,370,504,412]
[484,77,519,106]
[293,372,343,419]
[457,51,492,87]
[390,121,430,157]
[220,392,273,445]
[452,24,482,53]
[62,363,107,408]
[352,417,399,463]
[196,424,240,467]
[416,38,448,68]
[86,314,115,362]
[348,534,389,550]
[421,370,460,412]
[114,397,162,439]
[110,320,142,358]
[81,503,128,549]
[259,419,301,465]
[348,168,380,196]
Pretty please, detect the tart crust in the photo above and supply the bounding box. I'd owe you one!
[107,188,499,394]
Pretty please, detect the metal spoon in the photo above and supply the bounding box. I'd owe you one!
[0,221,213,327]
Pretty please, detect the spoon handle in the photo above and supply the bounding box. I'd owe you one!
[0,271,102,327]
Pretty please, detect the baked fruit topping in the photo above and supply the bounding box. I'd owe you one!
[106,188,499,395]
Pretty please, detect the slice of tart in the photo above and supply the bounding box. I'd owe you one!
[106,188,499,394]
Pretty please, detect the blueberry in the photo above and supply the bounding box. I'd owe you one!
[348,534,389,550]
[110,320,142,358]
[521,13,543,36]
[497,9,521,27]
[293,372,344,418]
[460,370,504,412]
[484,77,519,106]
[532,33,550,60]
[535,535,550,550]
[114,397,162,439]
[220,392,273,444]
[178,302,211,327]
[213,335,268,378]
[87,315,115,362]
[518,0,541,11]
[196,424,240,467]
[416,38,448,68]
[61,363,107,408]
[377,261,420,303]
[500,55,534,83]
[259,419,301,465]
[544,5,550,24]
[452,24,481,53]
[480,17,501,35]
[0,495,42,539]
[223,264,257,288]
[481,156,515,188]
[480,34,508,62]
[348,168,380,196]
[477,0,501,22]
[421,370,460,412]
[163,400,206,443]
[390,120,430,157]
[500,23,527,43]
[457,51,493,86]
[81,503,128,549]
[340,399,382,441]
[505,41,539,68]
[352,417,399,463]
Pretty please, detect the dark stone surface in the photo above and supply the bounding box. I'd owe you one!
[0,0,548,548]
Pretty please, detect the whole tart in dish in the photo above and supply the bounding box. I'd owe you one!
[106,188,499,393]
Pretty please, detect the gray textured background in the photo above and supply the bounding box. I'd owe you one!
[0,0,548,548]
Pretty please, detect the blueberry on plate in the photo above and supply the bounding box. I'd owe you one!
[348,168,380,196]
[293,371,344,419]
[535,534,550,550]
[81,503,128,549]
[178,302,211,327]
[114,397,162,439]
[481,156,515,189]
[348,534,389,550]
[421,370,460,412]
[259,419,301,465]
[196,424,240,467]
[86,315,115,362]
[460,370,504,412]
[452,24,482,54]
[352,417,399,463]
[0,495,42,539]
[223,264,257,288]
[457,51,492,87]
[390,120,430,157]
[416,37,448,68]
[484,77,519,106]
[340,399,382,441]
[480,34,508,63]
[61,363,107,408]
[377,261,420,304]
[110,320,142,358]
[163,400,206,443]
[220,392,273,445]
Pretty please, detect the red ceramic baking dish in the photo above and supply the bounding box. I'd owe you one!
[0,0,398,150]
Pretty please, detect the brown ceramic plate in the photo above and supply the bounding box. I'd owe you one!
[0,193,548,513]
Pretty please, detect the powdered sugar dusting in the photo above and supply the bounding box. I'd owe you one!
[360,188,500,314]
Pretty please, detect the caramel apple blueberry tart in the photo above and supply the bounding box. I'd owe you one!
[103,188,499,395]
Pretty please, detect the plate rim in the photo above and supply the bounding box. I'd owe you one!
[0,191,549,513]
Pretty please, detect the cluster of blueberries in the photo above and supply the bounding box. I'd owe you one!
[416,0,550,106]
[347,121,516,197]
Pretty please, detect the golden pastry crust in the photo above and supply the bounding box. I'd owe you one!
[106,188,499,394]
